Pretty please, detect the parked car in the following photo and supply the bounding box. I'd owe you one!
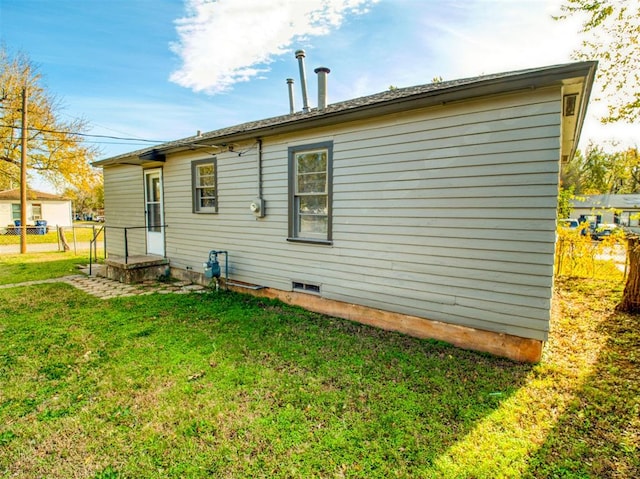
[94,215,105,222]
[591,224,622,241]
[558,219,579,230]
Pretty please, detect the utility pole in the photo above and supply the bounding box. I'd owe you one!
[20,86,27,254]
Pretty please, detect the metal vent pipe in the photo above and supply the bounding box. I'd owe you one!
[314,66,330,110]
[286,78,295,114]
[295,50,310,113]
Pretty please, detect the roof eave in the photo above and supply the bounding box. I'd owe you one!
[569,61,598,161]
[94,61,597,168]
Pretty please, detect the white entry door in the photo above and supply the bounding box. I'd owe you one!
[144,169,165,256]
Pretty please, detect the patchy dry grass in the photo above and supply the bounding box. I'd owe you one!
[0,255,637,478]
[523,278,639,479]
[434,277,638,479]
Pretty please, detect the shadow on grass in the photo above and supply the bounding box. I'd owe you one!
[0,283,534,478]
[523,307,640,479]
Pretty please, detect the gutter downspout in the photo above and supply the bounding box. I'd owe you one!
[257,138,263,200]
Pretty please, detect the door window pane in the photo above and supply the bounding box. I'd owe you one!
[147,203,161,232]
[148,176,161,202]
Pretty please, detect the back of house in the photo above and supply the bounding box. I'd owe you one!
[94,61,596,362]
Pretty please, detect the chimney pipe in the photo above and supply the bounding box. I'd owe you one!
[295,50,310,113]
[286,78,295,114]
[314,66,330,111]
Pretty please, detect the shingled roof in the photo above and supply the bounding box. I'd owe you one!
[0,189,68,201]
[94,61,597,167]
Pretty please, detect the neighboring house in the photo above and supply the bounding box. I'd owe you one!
[571,194,640,230]
[0,189,73,229]
[94,61,596,362]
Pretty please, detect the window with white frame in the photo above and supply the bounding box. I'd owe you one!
[11,204,20,221]
[32,204,42,220]
[288,142,333,242]
[192,158,218,213]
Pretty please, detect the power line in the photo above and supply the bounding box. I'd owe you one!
[0,136,162,147]
[59,110,148,140]
[0,123,167,143]
[4,107,172,145]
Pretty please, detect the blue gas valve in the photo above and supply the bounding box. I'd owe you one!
[203,250,228,287]
[204,250,221,278]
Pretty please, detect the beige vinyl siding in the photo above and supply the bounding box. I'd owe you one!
[150,87,561,341]
[103,165,145,257]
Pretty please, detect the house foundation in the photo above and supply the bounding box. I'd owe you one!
[221,279,543,363]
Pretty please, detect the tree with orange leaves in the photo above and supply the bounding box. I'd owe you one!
[0,47,100,194]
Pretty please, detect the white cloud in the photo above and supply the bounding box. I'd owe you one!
[169,0,377,94]
[420,0,583,79]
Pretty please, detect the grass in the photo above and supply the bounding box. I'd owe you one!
[0,255,638,478]
[0,252,90,284]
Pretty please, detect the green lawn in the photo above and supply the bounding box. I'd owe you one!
[0,255,637,478]
[0,252,90,284]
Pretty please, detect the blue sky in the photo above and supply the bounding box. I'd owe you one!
[1,0,636,168]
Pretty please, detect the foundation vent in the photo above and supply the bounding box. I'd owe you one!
[292,281,321,295]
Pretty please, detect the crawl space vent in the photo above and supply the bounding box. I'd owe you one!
[292,281,321,294]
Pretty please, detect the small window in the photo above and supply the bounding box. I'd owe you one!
[288,142,333,242]
[11,204,20,221]
[32,204,42,221]
[192,158,218,213]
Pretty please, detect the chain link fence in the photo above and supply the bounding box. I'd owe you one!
[1,223,628,281]
[0,224,105,256]
[555,230,627,279]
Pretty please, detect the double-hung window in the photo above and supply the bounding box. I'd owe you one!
[192,158,218,213]
[11,204,20,222]
[288,142,333,243]
[32,204,42,220]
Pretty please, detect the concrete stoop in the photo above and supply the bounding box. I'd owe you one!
[104,255,170,284]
